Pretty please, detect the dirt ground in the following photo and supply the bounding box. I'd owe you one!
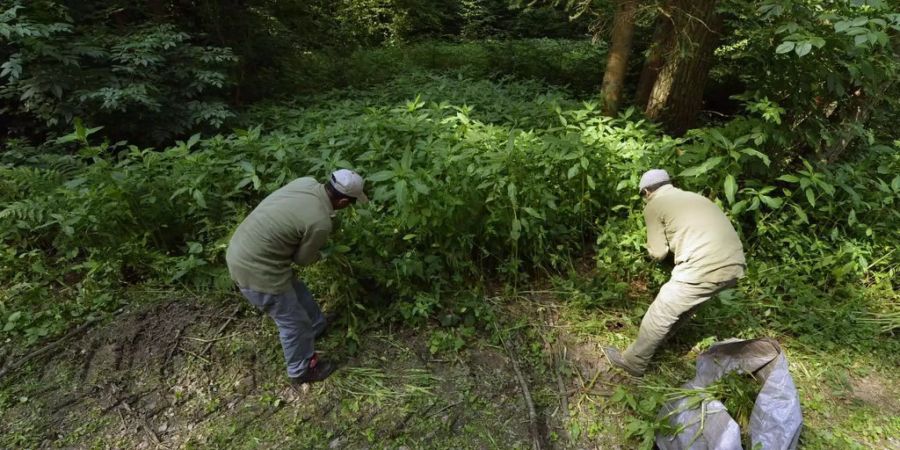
[1,291,898,449]
[0,297,627,449]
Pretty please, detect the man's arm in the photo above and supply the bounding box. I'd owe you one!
[293,222,331,266]
[644,202,669,261]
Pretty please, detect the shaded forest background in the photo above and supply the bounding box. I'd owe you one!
[1,1,898,448]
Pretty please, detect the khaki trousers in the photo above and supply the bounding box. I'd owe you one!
[622,278,737,372]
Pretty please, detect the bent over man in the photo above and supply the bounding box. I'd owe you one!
[226,169,368,384]
[605,169,746,377]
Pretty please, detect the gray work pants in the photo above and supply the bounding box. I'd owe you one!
[240,278,326,377]
[622,278,737,372]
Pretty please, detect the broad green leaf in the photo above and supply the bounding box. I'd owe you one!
[775,41,795,54]
[748,197,760,211]
[368,170,395,182]
[851,16,868,27]
[192,189,207,208]
[507,183,518,204]
[510,218,521,240]
[777,174,800,183]
[169,187,189,200]
[760,195,782,209]
[791,204,809,224]
[395,179,408,204]
[740,148,771,166]
[724,175,737,204]
[523,207,543,219]
[55,133,79,144]
[805,188,816,207]
[187,133,201,148]
[795,42,812,56]
[680,157,723,177]
[411,179,430,194]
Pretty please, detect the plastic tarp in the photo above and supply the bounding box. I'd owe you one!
[655,338,803,450]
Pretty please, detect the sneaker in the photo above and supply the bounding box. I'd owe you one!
[602,347,644,377]
[289,353,336,384]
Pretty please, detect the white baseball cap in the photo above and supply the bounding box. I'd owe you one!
[639,169,671,192]
[330,169,369,204]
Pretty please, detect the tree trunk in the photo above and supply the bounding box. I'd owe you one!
[600,0,638,116]
[635,11,674,108]
[644,0,721,135]
[824,81,894,162]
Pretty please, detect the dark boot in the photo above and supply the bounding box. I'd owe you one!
[603,347,644,377]
[289,353,336,384]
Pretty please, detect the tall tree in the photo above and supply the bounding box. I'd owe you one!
[643,0,721,135]
[634,8,673,109]
[600,0,638,115]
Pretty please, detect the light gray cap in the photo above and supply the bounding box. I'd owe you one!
[331,169,369,204]
[639,169,671,192]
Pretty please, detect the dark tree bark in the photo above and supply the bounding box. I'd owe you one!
[644,0,722,135]
[824,81,894,162]
[635,10,674,109]
[600,0,638,116]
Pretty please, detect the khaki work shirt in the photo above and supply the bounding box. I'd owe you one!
[644,184,746,283]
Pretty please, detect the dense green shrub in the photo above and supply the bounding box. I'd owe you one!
[279,39,606,96]
[1,74,896,348]
[716,0,900,161]
[0,3,237,144]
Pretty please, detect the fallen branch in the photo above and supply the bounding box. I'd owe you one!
[200,305,241,358]
[532,310,571,444]
[108,382,162,447]
[389,401,438,439]
[0,307,125,382]
[120,399,162,446]
[500,334,542,450]
[179,347,211,364]
[185,332,245,343]
[552,344,571,442]
[161,324,188,378]
[427,399,463,419]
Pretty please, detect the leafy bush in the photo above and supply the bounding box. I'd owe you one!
[717,1,900,162]
[0,73,659,342]
[1,3,237,144]
[1,73,896,351]
[279,39,606,96]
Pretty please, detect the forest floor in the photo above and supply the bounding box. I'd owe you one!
[2,274,898,449]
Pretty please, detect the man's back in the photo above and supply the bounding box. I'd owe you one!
[644,184,746,283]
[226,177,333,294]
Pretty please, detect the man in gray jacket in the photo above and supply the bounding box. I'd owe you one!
[227,169,368,384]
[605,169,746,376]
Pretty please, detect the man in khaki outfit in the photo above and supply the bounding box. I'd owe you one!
[604,169,746,376]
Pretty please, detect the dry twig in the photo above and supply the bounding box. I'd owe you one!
[0,307,126,382]
[201,305,241,358]
[500,334,542,450]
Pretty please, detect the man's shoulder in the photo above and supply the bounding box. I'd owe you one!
[645,186,710,214]
[285,177,320,190]
[658,186,712,204]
